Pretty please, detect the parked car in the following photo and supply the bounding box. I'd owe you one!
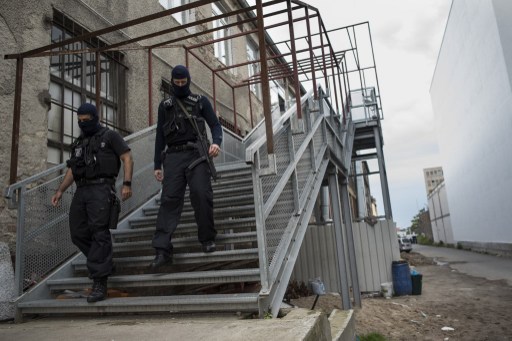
[398,237,412,253]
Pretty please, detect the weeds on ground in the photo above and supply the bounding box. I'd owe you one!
[418,235,433,245]
[359,332,388,341]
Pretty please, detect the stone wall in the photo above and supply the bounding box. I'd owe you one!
[0,0,265,253]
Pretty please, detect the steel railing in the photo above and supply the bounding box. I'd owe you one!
[245,87,354,314]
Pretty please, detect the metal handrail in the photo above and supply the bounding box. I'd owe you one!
[4,124,157,207]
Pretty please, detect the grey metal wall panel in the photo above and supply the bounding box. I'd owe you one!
[291,220,398,294]
[290,224,339,293]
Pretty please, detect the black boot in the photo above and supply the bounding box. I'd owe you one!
[149,253,172,270]
[87,279,107,303]
[202,241,216,253]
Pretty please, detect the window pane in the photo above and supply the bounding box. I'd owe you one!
[49,82,62,101]
[49,12,126,162]
[47,102,61,142]
[213,3,230,65]
[47,146,61,165]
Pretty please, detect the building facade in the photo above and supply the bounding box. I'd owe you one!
[427,182,454,245]
[0,0,294,250]
[430,0,512,255]
[423,166,444,195]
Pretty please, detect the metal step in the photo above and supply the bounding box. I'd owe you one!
[143,203,255,218]
[129,205,255,229]
[113,217,256,240]
[72,249,259,271]
[113,231,257,253]
[154,193,255,210]
[47,268,261,291]
[152,184,254,202]
[18,293,260,314]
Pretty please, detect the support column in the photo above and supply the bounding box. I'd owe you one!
[148,48,153,126]
[374,126,393,219]
[328,168,351,310]
[340,174,362,307]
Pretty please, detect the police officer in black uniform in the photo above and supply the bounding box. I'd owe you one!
[150,65,222,269]
[51,103,133,303]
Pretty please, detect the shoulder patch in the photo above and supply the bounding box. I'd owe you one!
[164,98,173,109]
[187,94,201,102]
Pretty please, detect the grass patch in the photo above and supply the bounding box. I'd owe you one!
[359,332,388,341]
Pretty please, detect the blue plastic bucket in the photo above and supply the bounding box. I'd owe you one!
[392,261,412,296]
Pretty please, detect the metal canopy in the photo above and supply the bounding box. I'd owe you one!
[4,0,380,184]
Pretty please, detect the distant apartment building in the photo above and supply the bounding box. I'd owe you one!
[427,181,454,245]
[423,167,444,195]
[430,0,512,256]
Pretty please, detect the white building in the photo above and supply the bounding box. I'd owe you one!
[423,166,444,195]
[430,0,512,256]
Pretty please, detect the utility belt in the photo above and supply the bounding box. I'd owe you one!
[76,177,116,187]
[166,141,198,153]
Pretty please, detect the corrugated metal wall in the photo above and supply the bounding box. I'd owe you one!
[291,219,399,294]
[352,220,400,292]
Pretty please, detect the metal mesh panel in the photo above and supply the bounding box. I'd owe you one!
[265,179,294,267]
[292,130,307,154]
[260,127,290,204]
[296,148,313,199]
[327,129,335,151]
[313,127,323,158]
[15,126,162,292]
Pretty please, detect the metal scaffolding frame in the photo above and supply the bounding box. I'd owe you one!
[4,0,381,188]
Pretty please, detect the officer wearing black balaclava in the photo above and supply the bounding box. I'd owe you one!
[76,103,102,136]
[51,103,134,303]
[150,65,223,270]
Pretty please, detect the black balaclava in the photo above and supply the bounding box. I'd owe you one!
[77,103,101,136]
[171,65,191,99]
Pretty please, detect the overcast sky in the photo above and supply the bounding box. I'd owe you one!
[268,0,452,229]
[330,0,452,229]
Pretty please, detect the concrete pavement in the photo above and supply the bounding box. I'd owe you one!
[0,308,355,341]
[412,244,512,286]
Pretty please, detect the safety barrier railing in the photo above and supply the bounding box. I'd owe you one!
[4,126,161,295]
[245,87,352,314]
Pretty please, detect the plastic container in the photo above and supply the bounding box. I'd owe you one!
[411,274,423,295]
[392,260,412,296]
[381,282,393,298]
[309,278,326,295]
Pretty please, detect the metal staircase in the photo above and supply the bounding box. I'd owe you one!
[18,163,263,315]
[6,86,377,320]
[1,0,393,321]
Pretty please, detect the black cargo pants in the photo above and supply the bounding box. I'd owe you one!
[69,183,114,279]
[152,148,216,257]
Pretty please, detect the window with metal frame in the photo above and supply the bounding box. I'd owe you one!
[246,38,261,98]
[212,2,231,66]
[48,10,127,165]
[158,0,192,25]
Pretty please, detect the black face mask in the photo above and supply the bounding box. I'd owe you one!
[79,118,101,136]
[172,82,191,99]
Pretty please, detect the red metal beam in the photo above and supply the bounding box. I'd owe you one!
[9,58,23,184]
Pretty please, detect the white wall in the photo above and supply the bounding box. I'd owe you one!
[428,182,455,244]
[430,0,512,244]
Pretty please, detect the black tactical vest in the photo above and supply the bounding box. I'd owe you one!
[67,127,121,180]
[163,94,206,146]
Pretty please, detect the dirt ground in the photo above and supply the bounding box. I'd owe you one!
[290,252,512,341]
